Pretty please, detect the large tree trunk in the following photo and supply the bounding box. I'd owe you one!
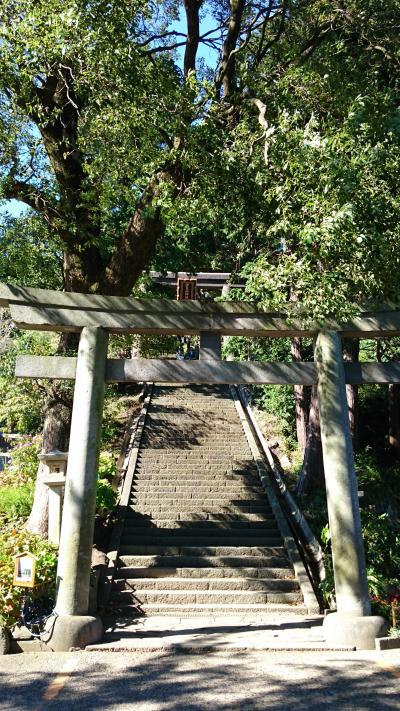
[291,336,308,453]
[25,383,72,536]
[297,384,324,495]
[343,337,360,450]
[25,333,76,536]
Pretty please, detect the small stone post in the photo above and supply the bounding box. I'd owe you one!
[40,450,68,545]
[49,327,107,650]
[315,330,386,648]
[199,333,221,361]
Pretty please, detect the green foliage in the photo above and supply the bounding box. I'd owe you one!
[101,388,140,447]
[0,327,58,434]
[0,525,58,628]
[1,435,41,487]
[370,597,393,625]
[96,479,117,521]
[0,377,45,434]
[253,385,297,447]
[388,626,400,638]
[301,456,400,617]
[0,484,34,522]
[223,336,313,447]
[0,212,63,290]
[362,510,400,588]
[97,451,117,482]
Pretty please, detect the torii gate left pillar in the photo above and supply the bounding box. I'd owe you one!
[46,327,107,650]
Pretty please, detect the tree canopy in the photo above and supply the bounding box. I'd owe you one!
[0,0,399,317]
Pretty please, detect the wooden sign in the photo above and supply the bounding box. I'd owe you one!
[13,552,38,588]
[177,278,197,301]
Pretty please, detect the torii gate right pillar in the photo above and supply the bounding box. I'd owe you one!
[315,331,386,648]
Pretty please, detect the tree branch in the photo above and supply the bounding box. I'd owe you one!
[101,182,164,296]
[2,177,71,238]
[216,0,246,97]
[183,0,202,77]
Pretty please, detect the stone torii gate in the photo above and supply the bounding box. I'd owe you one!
[2,283,399,650]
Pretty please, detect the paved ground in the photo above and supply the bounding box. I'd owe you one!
[0,647,400,711]
[89,614,352,652]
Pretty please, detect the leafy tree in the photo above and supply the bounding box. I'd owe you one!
[232,1,400,317]
[2,0,400,530]
[0,212,63,290]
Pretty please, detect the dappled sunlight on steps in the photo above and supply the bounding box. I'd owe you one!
[108,384,308,619]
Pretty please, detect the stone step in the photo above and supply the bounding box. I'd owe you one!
[120,536,283,549]
[139,445,252,451]
[139,441,251,448]
[129,504,273,513]
[130,492,264,501]
[138,458,253,465]
[131,490,265,500]
[135,465,258,471]
[125,512,274,522]
[134,476,258,482]
[110,589,304,605]
[123,519,278,530]
[107,602,308,617]
[116,566,296,580]
[133,474,259,481]
[108,384,307,622]
[113,577,300,592]
[119,544,285,556]
[138,451,252,457]
[132,484,266,490]
[136,465,254,472]
[121,526,280,539]
[119,554,291,569]
[138,451,253,458]
[132,481,261,489]
[131,480,263,488]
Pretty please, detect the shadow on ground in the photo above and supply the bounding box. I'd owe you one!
[0,649,399,711]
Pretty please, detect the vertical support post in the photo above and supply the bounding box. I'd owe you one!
[47,484,64,545]
[55,327,107,617]
[199,332,221,361]
[315,330,370,616]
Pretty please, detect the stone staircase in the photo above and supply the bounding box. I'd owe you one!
[108,384,309,618]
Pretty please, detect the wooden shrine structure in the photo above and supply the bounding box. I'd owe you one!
[1,282,398,649]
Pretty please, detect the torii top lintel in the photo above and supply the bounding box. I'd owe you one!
[1,282,400,339]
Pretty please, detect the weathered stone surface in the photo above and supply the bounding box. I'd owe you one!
[11,624,33,641]
[44,615,103,651]
[105,384,315,619]
[4,281,400,337]
[316,331,371,617]
[323,613,387,650]
[55,327,107,617]
[375,635,400,650]
[0,628,11,655]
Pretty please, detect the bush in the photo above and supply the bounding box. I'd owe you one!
[0,484,33,522]
[97,450,117,482]
[0,435,41,487]
[0,526,58,628]
[96,479,117,520]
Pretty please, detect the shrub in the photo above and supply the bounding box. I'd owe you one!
[96,479,117,520]
[0,484,33,522]
[0,435,41,487]
[0,526,58,628]
[97,450,117,482]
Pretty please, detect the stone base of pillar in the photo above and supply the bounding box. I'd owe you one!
[323,612,387,650]
[44,615,103,651]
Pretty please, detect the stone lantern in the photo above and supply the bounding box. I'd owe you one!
[40,450,68,545]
